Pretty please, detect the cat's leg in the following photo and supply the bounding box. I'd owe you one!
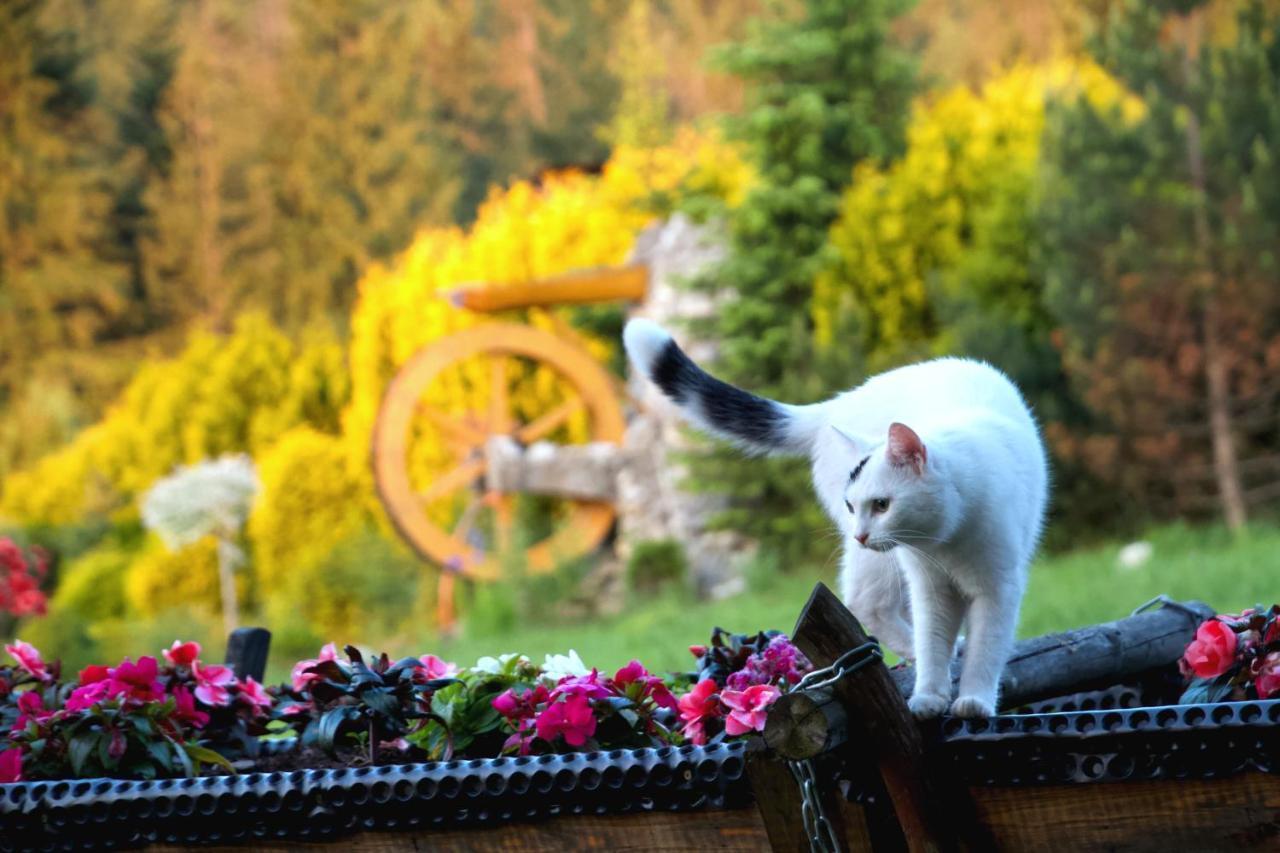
[902,563,966,718]
[839,547,914,659]
[951,581,1022,718]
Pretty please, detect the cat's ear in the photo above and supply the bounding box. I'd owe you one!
[830,424,865,454]
[887,422,927,474]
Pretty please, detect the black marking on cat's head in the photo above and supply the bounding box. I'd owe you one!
[849,455,871,483]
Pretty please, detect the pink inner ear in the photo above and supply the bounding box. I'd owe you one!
[887,422,927,473]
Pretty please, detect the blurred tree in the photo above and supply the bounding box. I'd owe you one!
[685,0,917,563]
[599,0,671,150]
[1039,0,1280,529]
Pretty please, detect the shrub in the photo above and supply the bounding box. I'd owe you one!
[626,539,688,596]
[123,536,232,618]
[48,542,132,623]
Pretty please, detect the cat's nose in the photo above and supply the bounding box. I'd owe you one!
[855,532,869,546]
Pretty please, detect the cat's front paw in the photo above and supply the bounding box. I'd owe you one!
[949,695,995,719]
[908,691,950,719]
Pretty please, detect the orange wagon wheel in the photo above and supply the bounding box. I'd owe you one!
[372,323,625,583]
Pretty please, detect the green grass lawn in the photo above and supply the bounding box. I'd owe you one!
[417,522,1280,677]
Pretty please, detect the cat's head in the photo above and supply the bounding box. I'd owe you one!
[833,422,957,551]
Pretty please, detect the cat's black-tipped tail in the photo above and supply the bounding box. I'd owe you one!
[623,318,824,456]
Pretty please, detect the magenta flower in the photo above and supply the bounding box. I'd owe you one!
[721,684,780,736]
[535,694,597,747]
[163,640,201,668]
[613,659,677,711]
[677,678,720,745]
[65,679,115,712]
[11,691,52,732]
[552,669,612,700]
[193,664,236,707]
[291,643,339,692]
[1256,652,1280,699]
[108,657,164,703]
[0,748,22,783]
[5,640,48,681]
[238,676,273,711]
[171,685,210,728]
[417,654,458,679]
[493,685,549,721]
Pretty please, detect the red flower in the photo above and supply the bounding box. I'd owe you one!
[193,664,236,707]
[535,694,597,747]
[171,685,210,728]
[5,640,49,681]
[0,748,22,783]
[0,540,26,575]
[238,676,272,711]
[79,665,111,685]
[677,678,720,745]
[688,645,707,659]
[163,640,202,668]
[108,657,164,703]
[721,684,780,736]
[613,660,677,711]
[1182,620,1239,679]
[291,643,339,692]
[1255,652,1280,699]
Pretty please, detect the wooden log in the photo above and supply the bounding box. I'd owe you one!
[767,598,1214,761]
[744,740,806,853]
[449,264,648,313]
[788,582,959,853]
[484,436,622,501]
[224,627,271,681]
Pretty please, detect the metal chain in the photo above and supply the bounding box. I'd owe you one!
[790,756,841,853]
[1130,594,1202,620]
[787,639,883,851]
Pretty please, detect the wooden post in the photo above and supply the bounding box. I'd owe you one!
[224,627,271,682]
[789,583,958,853]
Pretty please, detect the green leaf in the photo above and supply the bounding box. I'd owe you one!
[168,738,194,778]
[69,734,95,776]
[147,740,173,773]
[185,744,235,774]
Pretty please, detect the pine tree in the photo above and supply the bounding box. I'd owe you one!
[1039,0,1280,528]
[688,0,917,562]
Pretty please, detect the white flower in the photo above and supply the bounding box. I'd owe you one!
[542,650,589,681]
[471,653,526,675]
[141,455,258,548]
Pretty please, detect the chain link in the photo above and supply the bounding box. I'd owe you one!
[790,757,841,853]
[787,639,883,851]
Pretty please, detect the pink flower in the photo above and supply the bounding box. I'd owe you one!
[552,669,612,701]
[278,702,312,716]
[688,645,707,659]
[5,640,48,681]
[0,539,26,575]
[492,685,549,721]
[0,748,22,783]
[238,676,273,711]
[163,640,202,668]
[108,657,164,703]
[171,685,210,728]
[193,664,236,707]
[677,679,720,745]
[291,643,339,692]
[418,654,458,679]
[12,691,52,731]
[613,660,677,711]
[65,679,115,712]
[1255,652,1280,699]
[535,694,597,747]
[721,684,780,736]
[1182,620,1239,679]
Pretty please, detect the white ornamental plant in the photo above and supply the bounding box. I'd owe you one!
[141,455,258,635]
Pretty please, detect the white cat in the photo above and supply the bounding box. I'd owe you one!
[623,318,1049,718]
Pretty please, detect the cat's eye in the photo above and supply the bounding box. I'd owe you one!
[871,498,891,513]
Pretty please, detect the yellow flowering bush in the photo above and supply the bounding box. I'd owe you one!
[123,535,228,618]
[815,59,1143,369]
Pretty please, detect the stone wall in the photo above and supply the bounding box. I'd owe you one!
[616,214,753,600]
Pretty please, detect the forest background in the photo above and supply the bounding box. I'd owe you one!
[2,0,1278,673]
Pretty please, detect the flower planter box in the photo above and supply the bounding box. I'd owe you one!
[1,741,760,851]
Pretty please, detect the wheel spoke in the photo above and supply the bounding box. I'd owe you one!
[488,491,514,555]
[516,397,584,444]
[416,402,487,449]
[419,458,485,505]
[452,494,482,539]
[489,356,512,434]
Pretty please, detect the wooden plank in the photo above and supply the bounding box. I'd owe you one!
[970,772,1280,852]
[150,807,769,852]
[449,265,648,313]
[744,739,805,853]
[789,583,957,853]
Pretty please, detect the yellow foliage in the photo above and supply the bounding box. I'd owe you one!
[0,315,349,526]
[248,426,366,595]
[815,59,1143,367]
[124,535,235,618]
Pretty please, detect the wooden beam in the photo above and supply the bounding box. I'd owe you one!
[788,583,958,853]
[449,265,648,313]
[224,627,270,682]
